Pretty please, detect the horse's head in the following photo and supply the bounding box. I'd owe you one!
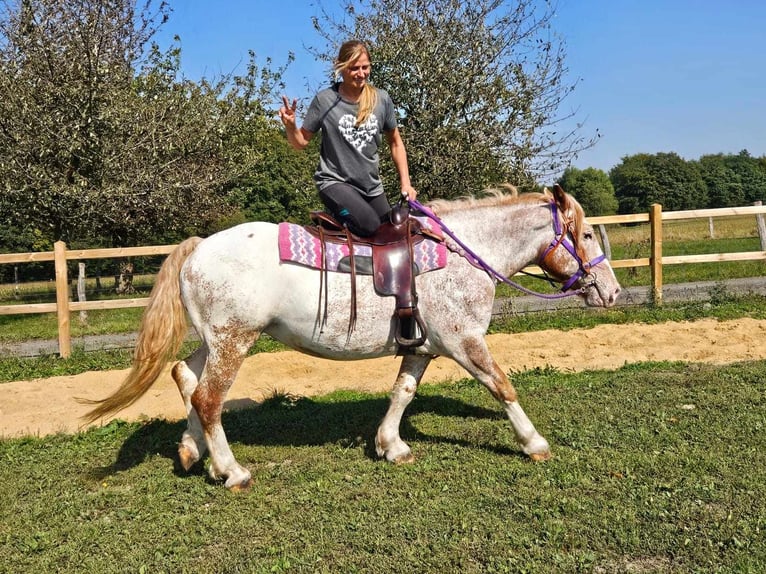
[537,184,621,307]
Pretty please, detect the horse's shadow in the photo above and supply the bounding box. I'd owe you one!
[93,393,520,481]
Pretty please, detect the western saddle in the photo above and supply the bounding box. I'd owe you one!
[307,202,430,351]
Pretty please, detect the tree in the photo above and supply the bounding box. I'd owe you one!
[227,126,321,226]
[610,153,707,213]
[311,0,597,200]
[696,154,745,208]
[0,0,289,250]
[557,167,617,215]
[722,150,766,205]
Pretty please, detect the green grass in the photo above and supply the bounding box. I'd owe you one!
[0,273,157,302]
[490,293,766,334]
[1,362,764,573]
[606,218,766,288]
[2,234,765,570]
[613,258,766,290]
[0,307,146,342]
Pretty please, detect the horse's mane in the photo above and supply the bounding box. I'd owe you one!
[424,184,587,242]
[425,185,537,214]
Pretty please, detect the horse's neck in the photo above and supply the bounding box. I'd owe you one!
[441,202,552,274]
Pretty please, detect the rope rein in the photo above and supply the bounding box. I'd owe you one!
[408,198,600,300]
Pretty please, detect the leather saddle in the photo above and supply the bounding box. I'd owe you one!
[307,203,428,350]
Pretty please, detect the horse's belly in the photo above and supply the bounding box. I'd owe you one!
[267,333,398,360]
[265,295,402,360]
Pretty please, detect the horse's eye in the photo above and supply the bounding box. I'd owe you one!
[584,231,593,240]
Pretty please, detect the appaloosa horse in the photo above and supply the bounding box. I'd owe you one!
[84,184,621,490]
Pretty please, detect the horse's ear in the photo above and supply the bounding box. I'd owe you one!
[552,183,566,204]
[553,183,575,219]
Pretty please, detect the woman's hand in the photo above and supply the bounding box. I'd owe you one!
[401,185,418,202]
[279,96,313,150]
[278,95,298,129]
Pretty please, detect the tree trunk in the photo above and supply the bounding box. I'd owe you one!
[115,260,136,295]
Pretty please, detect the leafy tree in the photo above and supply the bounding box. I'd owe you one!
[696,154,745,208]
[227,125,321,225]
[311,0,597,200]
[610,152,707,213]
[0,0,288,250]
[557,167,617,215]
[722,150,766,205]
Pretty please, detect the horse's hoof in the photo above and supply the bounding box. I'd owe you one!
[228,478,254,493]
[529,450,553,462]
[178,444,199,472]
[223,467,253,491]
[392,452,415,465]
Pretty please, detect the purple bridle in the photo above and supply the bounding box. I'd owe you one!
[539,200,606,292]
[408,198,605,300]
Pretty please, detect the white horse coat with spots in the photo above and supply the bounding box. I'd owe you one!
[85,186,621,490]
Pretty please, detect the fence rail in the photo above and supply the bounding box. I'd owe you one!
[3,203,766,358]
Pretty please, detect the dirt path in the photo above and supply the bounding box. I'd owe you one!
[2,317,765,438]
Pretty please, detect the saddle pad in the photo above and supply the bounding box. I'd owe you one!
[278,220,448,273]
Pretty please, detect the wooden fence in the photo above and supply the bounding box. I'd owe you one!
[2,203,766,358]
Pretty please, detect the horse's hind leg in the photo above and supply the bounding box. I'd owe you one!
[453,336,551,460]
[376,354,432,464]
[171,344,208,471]
[190,329,258,490]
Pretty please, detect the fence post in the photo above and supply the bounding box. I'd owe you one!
[78,262,88,324]
[650,204,663,306]
[597,224,611,260]
[754,201,766,251]
[54,240,71,358]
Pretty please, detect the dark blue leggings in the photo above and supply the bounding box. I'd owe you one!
[318,183,391,236]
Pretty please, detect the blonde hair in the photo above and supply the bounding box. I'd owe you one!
[334,40,378,127]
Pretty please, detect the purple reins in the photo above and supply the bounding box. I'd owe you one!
[408,198,603,300]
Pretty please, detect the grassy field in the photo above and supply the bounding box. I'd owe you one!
[612,215,765,284]
[1,360,764,573]
[2,216,765,572]
[2,295,766,574]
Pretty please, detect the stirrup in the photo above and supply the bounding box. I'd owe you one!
[395,307,427,349]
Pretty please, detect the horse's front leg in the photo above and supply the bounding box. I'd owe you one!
[376,354,432,464]
[454,336,551,460]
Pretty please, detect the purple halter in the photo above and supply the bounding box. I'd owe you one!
[539,200,606,291]
[408,198,604,300]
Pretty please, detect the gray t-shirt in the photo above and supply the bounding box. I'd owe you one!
[303,84,397,197]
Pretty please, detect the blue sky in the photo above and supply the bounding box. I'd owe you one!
[155,0,766,174]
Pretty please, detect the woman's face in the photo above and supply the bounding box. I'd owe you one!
[340,52,371,90]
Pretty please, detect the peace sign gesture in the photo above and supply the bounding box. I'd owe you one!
[278,95,298,129]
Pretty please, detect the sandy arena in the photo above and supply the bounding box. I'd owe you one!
[2,317,765,437]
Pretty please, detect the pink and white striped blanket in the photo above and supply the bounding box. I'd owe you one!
[278,219,448,273]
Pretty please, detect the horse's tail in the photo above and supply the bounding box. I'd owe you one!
[81,236,203,424]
